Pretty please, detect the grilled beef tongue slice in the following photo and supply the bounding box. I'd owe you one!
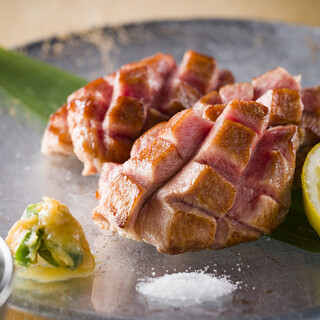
[219,82,254,104]
[42,51,220,175]
[93,99,299,254]
[301,86,320,114]
[159,50,219,116]
[257,88,303,126]
[41,103,74,156]
[252,66,301,99]
[67,76,115,175]
[92,108,212,239]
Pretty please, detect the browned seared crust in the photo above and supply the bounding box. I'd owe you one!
[226,100,269,135]
[67,77,114,175]
[229,189,281,234]
[67,97,108,175]
[197,119,258,178]
[300,111,320,138]
[41,104,74,156]
[103,173,145,228]
[270,89,303,125]
[136,197,217,254]
[166,209,217,254]
[301,86,320,114]
[131,122,167,157]
[103,136,133,164]
[93,109,212,238]
[202,104,226,122]
[105,96,145,140]
[42,51,221,175]
[126,138,183,186]
[257,88,303,126]
[142,108,169,132]
[161,80,201,116]
[198,90,222,107]
[211,217,262,250]
[93,96,299,254]
[162,162,236,217]
[178,50,217,94]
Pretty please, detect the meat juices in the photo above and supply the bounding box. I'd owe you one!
[93,99,299,254]
[41,51,225,175]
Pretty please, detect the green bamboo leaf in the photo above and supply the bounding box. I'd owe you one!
[269,190,320,253]
[0,47,87,122]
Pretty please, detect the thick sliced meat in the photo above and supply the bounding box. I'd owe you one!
[133,89,223,157]
[94,99,298,254]
[93,109,212,239]
[300,112,320,139]
[195,100,269,179]
[211,217,262,250]
[202,104,226,122]
[257,89,303,126]
[124,138,183,188]
[41,53,176,174]
[219,82,254,104]
[133,100,272,252]
[99,53,175,166]
[160,162,236,218]
[142,108,169,132]
[210,69,235,91]
[101,51,218,169]
[41,104,74,156]
[157,109,212,159]
[160,79,202,116]
[232,126,299,233]
[42,75,115,163]
[252,67,301,99]
[192,90,222,117]
[160,50,219,116]
[178,50,219,94]
[110,53,175,105]
[222,99,269,135]
[73,53,176,175]
[130,122,167,158]
[42,51,223,175]
[103,96,145,141]
[136,197,217,254]
[196,118,258,179]
[93,173,146,237]
[67,76,114,175]
[301,86,320,114]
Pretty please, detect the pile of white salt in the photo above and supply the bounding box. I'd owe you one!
[136,271,237,307]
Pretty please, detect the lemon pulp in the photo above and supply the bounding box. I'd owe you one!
[302,143,320,236]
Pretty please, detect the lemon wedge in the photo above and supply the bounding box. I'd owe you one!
[302,143,320,236]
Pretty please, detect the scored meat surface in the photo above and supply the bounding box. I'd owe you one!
[41,50,320,253]
[42,50,229,175]
[93,99,299,254]
[42,55,320,179]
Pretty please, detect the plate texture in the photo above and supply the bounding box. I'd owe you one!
[1,19,320,320]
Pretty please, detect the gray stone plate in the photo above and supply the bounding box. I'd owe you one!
[1,19,320,320]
